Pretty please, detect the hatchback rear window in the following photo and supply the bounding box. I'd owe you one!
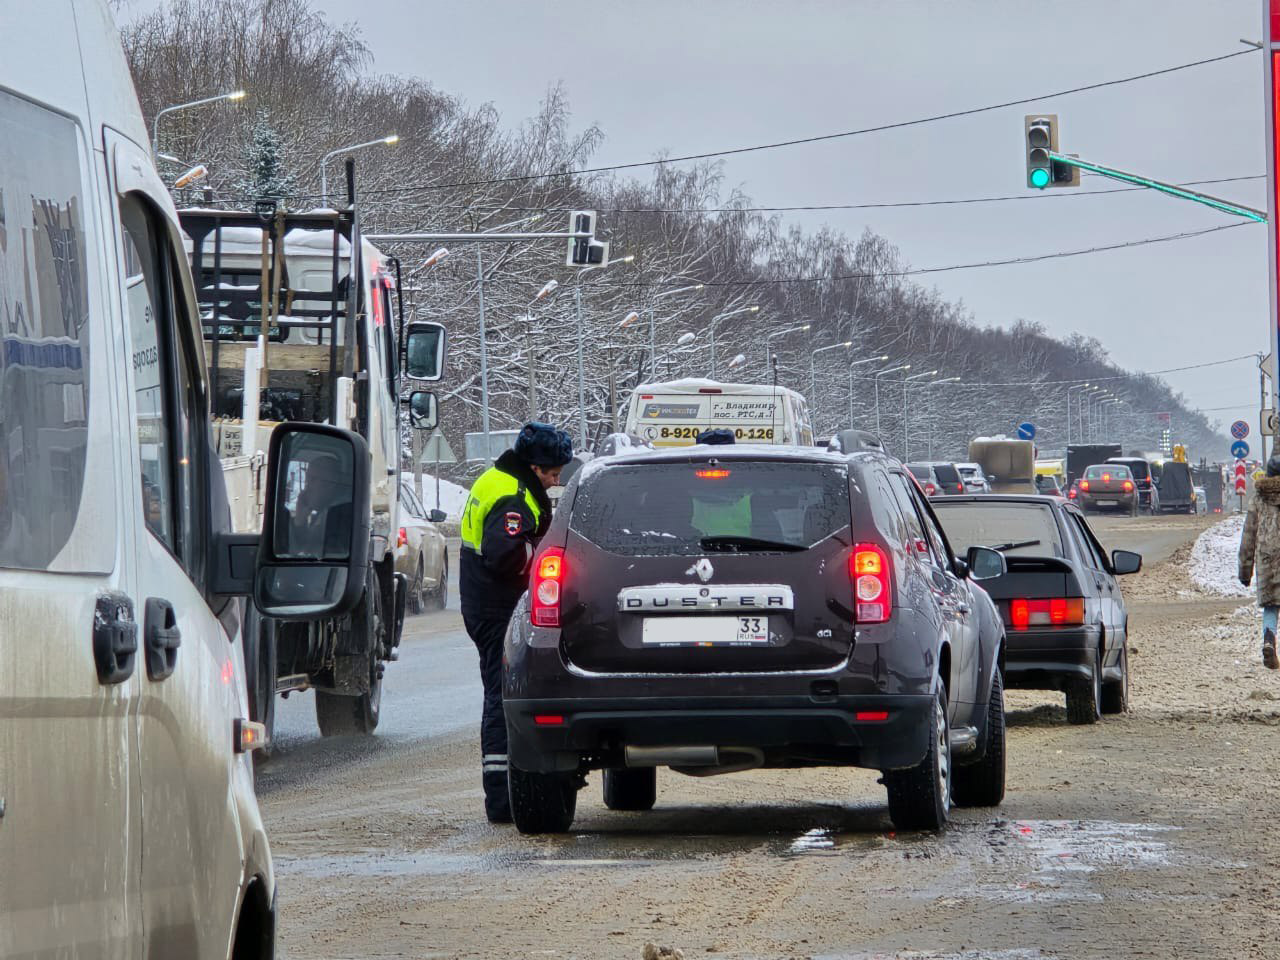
[933,501,1065,558]
[932,464,961,486]
[1085,465,1131,479]
[571,461,849,556]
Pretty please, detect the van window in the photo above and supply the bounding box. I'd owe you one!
[0,90,94,570]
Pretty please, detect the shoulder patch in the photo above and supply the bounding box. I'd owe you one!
[504,511,524,536]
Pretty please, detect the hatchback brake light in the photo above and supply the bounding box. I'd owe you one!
[1122,480,1134,492]
[1009,597,1085,629]
[531,548,566,627]
[1079,480,1090,492]
[851,542,892,624]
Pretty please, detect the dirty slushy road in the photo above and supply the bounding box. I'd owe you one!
[257,515,1280,960]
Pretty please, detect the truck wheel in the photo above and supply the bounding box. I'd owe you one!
[952,667,1005,808]
[885,684,950,831]
[1101,643,1130,715]
[509,765,577,834]
[425,551,448,612]
[315,569,384,737]
[1066,644,1102,724]
[603,767,657,811]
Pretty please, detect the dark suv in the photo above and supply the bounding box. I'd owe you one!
[503,446,1009,834]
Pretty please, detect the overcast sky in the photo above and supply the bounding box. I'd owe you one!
[127,0,1274,444]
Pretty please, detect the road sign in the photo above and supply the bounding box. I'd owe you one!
[420,431,457,464]
[1236,460,1248,476]
[1016,421,1036,441]
[1264,409,1279,437]
[465,429,520,462]
[1232,440,1250,460]
[1231,420,1251,440]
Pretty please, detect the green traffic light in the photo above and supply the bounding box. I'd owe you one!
[1029,168,1051,189]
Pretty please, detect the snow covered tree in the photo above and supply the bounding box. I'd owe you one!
[238,112,297,204]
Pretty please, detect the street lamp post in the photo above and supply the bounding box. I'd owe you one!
[922,377,961,459]
[525,280,560,419]
[574,255,634,450]
[847,354,890,425]
[1066,382,1091,447]
[902,369,938,460]
[647,283,704,381]
[810,341,852,432]
[764,323,811,373]
[319,134,400,203]
[1086,389,1111,441]
[709,305,759,379]
[873,364,911,437]
[151,89,246,156]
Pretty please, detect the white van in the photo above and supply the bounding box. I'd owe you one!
[623,378,814,447]
[0,4,374,955]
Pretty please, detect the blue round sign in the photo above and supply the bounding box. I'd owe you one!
[1017,421,1036,441]
[1232,440,1250,460]
[1231,420,1250,440]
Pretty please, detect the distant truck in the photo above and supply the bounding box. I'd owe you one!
[1066,443,1122,486]
[968,437,1036,494]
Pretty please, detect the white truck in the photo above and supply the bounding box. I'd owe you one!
[181,205,446,741]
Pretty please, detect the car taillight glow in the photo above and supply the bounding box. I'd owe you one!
[534,714,565,726]
[924,482,936,496]
[1080,480,1090,492]
[531,548,566,627]
[957,483,964,493]
[397,526,408,548]
[1009,597,1085,629]
[851,543,891,623]
[855,711,889,722]
[1122,480,1134,492]
[1102,472,1112,483]
[695,469,731,479]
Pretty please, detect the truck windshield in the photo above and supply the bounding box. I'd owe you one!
[570,461,849,556]
[933,501,1065,559]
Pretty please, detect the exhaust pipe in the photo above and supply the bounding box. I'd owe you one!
[675,746,765,777]
[624,745,718,767]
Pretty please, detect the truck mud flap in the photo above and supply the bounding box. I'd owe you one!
[330,654,372,695]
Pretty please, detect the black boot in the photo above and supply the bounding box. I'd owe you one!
[484,769,512,823]
[1264,628,1278,670]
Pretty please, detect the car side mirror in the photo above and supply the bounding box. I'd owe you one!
[966,545,1007,581]
[428,508,447,523]
[1111,549,1142,575]
[254,423,372,619]
[405,320,446,381]
[407,390,438,430]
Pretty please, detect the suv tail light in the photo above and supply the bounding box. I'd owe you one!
[1009,597,1085,629]
[851,543,892,624]
[531,548,566,627]
[397,526,408,548]
[924,482,937,496]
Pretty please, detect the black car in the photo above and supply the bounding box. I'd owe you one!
[1107,457,1159,513]
[504,445,1009,834]
[932,495,1141,724]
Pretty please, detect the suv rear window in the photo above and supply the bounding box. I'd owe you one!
[934,501,1065,558]
[932,464,961,486]
[1109,459,1148,480]
[571,461,849,556]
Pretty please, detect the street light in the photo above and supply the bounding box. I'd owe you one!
[648,284,705,380]
[319,134,400,203]
[873,364,911,436]
[727,353,748,371]
[1086,388,1111,441]
[525,280,560,419]
[810,341,852,430]
[151,89,246,156]
[422,247,449,268]
[764,323,811,374]
[847,354,891,425]
[1066,382,1091,447]
[902,369,939,460]
[575,254,635,449]
[922,377,961,459]
[709,305,759,379]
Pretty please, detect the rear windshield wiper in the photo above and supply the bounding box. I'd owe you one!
[700,535,807,553]
[988,539,1041,552]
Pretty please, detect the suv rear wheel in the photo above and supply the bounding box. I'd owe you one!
[603,767,657,811]
[885,684,951,831]
[952,667,1005,807]
[509,766,578,833]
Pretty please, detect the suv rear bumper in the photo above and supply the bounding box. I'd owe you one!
[504,693,934,774]
[1004,625,1100,690]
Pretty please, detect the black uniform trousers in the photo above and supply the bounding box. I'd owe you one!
[463,613,512,820]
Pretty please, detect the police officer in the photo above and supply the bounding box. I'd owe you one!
[459,422,573,822]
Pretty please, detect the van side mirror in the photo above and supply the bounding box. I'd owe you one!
[254,423,372,619]
[428,508,447,523]
[405,320,447,381]
[407,390,438,430]
[966,545,1007,581]
[1111,549,1142,575]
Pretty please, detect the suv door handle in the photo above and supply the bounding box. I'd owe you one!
[144,598,182,681]
[93,593,137,685]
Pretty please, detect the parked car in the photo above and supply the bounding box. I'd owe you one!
[504,446,1009,834]
[906,461,966,497]
[396,480,449,614]
[956,462,992,493]
[933,495,1141,724]
[1107,457,1160,513]
[1076,463,1139,515]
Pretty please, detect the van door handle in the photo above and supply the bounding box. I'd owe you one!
[93,593,137,685]
[144,598,182,681]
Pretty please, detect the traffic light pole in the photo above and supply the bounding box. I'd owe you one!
[1046,152,1267,222]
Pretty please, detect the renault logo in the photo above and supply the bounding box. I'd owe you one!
[686,558,714,583]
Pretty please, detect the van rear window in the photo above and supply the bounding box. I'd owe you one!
[571,461,849,556]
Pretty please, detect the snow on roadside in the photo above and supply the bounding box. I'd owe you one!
[400,472,470,519]
[1189,514,1252,598]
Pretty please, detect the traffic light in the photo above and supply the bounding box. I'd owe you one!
[1023,114,1080,189]
[566,210,609,267]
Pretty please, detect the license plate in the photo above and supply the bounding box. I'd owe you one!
[1097,499,1117,506]
[641,615,770,646]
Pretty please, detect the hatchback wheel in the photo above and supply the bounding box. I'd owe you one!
[885,684,950,831]
[509,765,578,834]
[1101,643,1130,715]
[1066,644,1102,724]
[603,767,657,811]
